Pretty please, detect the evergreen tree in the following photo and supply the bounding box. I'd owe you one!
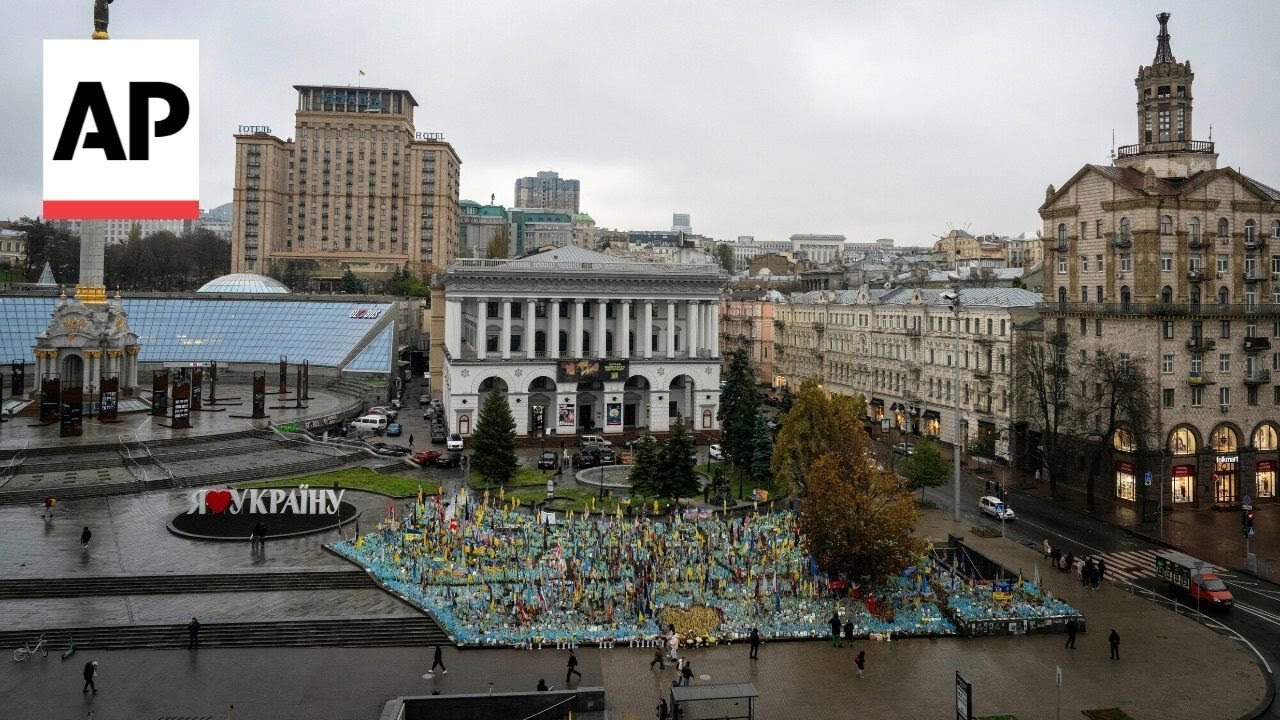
[898,439,950,500]
[470,389,518,485]
[341,268,363,294]
[716,349,760,470]
[778,385,795,414]
[628,435,662,498]
[749,412,774,494]
[659,416,700,499]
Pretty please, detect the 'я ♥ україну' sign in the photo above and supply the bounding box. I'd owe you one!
[187,487,345,515]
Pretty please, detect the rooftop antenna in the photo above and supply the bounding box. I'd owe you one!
[1110,129,1116,163]
[1208,123,1213,141]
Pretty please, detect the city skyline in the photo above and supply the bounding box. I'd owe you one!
[1,2,1278,244]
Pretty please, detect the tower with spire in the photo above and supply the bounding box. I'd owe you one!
[1114,12,1218,178]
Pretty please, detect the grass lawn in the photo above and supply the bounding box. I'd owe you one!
[238,467,438,498]
[466,466,553,490]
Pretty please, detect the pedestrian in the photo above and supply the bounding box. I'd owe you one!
[656,697,670,720]
[1082,558,1095,589]
[431,644,447,674]
[43,497,54,519]
[829,610,843,647]
[1042,538,1052,558]
[1097,557,1107,586]
[408,434,414,447]
[748,628,760,660]
[843,619,854,644]
[1050,545,1061,569]
[566,649,582,684]
[82,660,98,693]
[680,660,693,687]
[667,625,680,660]
[80,526,92,549]
[536,679,549,691]
[1108,629,1120,660]
[650,644,665,670]
[1065,619,1077,649]
[188,617,200,649]
[854,650,865,678]
[985,479,993,495]
[1034,468,1041,484]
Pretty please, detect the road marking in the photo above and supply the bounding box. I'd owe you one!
[1093,549,1226,585]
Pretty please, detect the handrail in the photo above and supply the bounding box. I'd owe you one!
[0,441,29,489]
[118,434,150,484]
[519,694,577,720]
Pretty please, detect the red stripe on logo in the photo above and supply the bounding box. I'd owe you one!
[43,200,200,220]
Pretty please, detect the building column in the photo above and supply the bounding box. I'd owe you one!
[619,301,631,358]
[571,299,585,357]
[595,300,607,358]
[642,301,654,359]
[707,301,719,357]
[525,299,537,360]
[481,298,494,360]
[126,347,139,390]
[549,298,561,359]
[501,297,513,360]
[686,300,700,358]
[666,301,676,359]
[445,298,463,358]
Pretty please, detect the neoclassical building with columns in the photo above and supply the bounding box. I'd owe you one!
[438,247,725,438]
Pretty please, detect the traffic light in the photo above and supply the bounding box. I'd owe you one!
[1243,510,1255,538]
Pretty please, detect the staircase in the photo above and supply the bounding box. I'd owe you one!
[0,571,377,599]
[0,617,450,651]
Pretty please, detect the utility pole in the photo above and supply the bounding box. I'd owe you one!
[949,282,962,522]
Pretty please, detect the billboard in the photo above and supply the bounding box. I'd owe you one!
[99,375,119,423]
[171,375,191,429]
[556,359,629,384]
[60,385,83,437]
[151,370,168,416]
[191,368,203,411]
[40,377,60,423]
[606,403,622,427]
[252,372,266,419]
[278,356,288,394]
[557,403,575,427]
[11,361,24,396]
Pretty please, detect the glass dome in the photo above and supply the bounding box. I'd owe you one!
[197,273,291,294]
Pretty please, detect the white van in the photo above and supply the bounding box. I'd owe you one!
[979,496,1016,520]
[350,415,389,434]
[579,434,612,447]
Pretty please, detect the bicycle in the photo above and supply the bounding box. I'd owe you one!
[14,634,48,662]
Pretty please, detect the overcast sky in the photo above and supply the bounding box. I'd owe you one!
[3,1,1278,244]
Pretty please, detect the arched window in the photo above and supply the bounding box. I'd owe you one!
[1189,217,1201,242]
[535,331,546,353]
[1119,217,1131,242]
[1169,427,1197,455]
[1217,286,1229,306]
[1057,286,1067,308]
[558,330,568,353]
[1217,217,1229,238]
[1160,215,1173,235]
[1210,424,1238,452]
[1272,220,1280,239]
[1254,423,1278,451]
[1161,285,1173,303]
[1113,427,1137,453]
[1057,223,1067,242]
[1245,220,1256,242]
[1120,286,1132,308]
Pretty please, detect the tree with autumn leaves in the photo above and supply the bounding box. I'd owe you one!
[781,379,922,585]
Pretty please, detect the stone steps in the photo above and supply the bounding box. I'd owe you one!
[0,571,377,600]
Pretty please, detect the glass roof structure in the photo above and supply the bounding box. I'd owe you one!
[197,273,291,294]
[0,296,395,372]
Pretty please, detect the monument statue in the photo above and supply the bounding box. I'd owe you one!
[92,0,113,40]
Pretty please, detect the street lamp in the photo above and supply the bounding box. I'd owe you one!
[943,285,962,522]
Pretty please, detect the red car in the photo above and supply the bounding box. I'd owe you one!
[412,450,442,466]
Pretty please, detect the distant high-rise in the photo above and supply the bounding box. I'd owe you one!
[514,171,580,214]
[672,213,691,233]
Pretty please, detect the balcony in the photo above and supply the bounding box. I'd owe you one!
[1244,336,1273,353]
[1245,370,1272,385]
[1047,331,1070,346]
[1049,242,1068,253]
[1116,140,1215,157]
[1187,372,1212,386]
[1185,337,1216,353]
[973,367,991,380]
[1243,270,1265,283]
[974,334,995,345]
[1188,236,1209,249]
[1038,301,1280,318]
[1186,269,1207,283]
[1108,233,1132,249]
[1244,237,1268,251]
[905,327,922,337]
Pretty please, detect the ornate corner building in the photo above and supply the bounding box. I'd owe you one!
[1039,13,1280,509]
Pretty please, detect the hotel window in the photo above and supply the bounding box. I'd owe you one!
[1190,386,1203,407]
[1160,253,1173,271]
[1057,257,1067,274]
[1096,254,1104,273]
[1080,256,1089,272]
[1245,220,1257,243]
[1163,388,1175,408]
[1119,253,1132,272]
[1219,354,1231,372]
[1217,254,1229,273]
[1189,217,1201,242]
[1160,215,1173,235]
[1161,354,1174,374]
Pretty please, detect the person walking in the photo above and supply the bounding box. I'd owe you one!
[1065,619,1077,649]
[650,644,665,670]
[829,611,843,647]
[82,660,98,693]
[1096,557,1107,586]
[854,650,865,678]
[843,619,854,645]
[565,649,582,684]
[430,644,447,674]
[80,526,92,549]
[1108,629,1120,660]
[187,617,200,649]
[680,659,693,687]
[656,697,670,720]
[748,628,760,660]
[1042,538,1052,559]
[43,497,55,520]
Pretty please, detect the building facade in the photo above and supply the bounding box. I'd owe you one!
[720,290,778,387]
[438,247,724,438]
[0,226,25,274]
[1039,13,1280,509]
[53,219,193,246]
[774,287,1040,457]
[459,200,508,259]
[514,171,580,214]
[790,234,846,265]
[508,210,573,256]
[229,85,462,280]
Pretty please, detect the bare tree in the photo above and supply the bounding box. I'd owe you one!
[1011,321,1073,498]
[1067,348,1158,510]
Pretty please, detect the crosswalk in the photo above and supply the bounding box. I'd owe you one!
[1091,549,1226,585]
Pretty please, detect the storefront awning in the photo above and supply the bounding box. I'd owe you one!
[923,410,941,420]
[870,398,884,406]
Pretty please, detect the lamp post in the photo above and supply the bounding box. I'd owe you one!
[948,284,962,522]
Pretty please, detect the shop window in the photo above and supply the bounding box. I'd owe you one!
[1258,464,1277,498]
[1115,462,1136,502]
[1169,427,1197,455]
[1112,427,1136,452]
[1254,424,1278,451]
[1210,424,1238,452]
[1172,467,1195,503]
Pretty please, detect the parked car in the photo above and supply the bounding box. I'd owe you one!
[595,447,617,465]
[978,496,1016,520]
[572,450,602,469]
[430,427,447,443]
[386,422,403,437]
[624,435,656,451]
[350,415,389,434]
[579,434,613,447]
[423,406,436,419]
[446,433,464,451]
[419,393,430,405]
[435,451,464,468]
[367,406,399,420]
[892,442,915,456]
[709,444,724,460]
[369,442,412,457]
[412,449,441,465]
[537,451,560,470]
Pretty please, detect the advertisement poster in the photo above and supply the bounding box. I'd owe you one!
[252,372,266,419]
[191,368,203,411]
[606,402,622,427]
[151,370,169,416]
[99,375,119,423]
[556,359,629,383]
[40,377,60,423]
[171,376,191,429]
[59,385,83,437]
[11,361,24,396]
[557,403,575,427]
[278,356,288,394]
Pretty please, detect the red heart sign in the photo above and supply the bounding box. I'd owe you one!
[205,490,233,514]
